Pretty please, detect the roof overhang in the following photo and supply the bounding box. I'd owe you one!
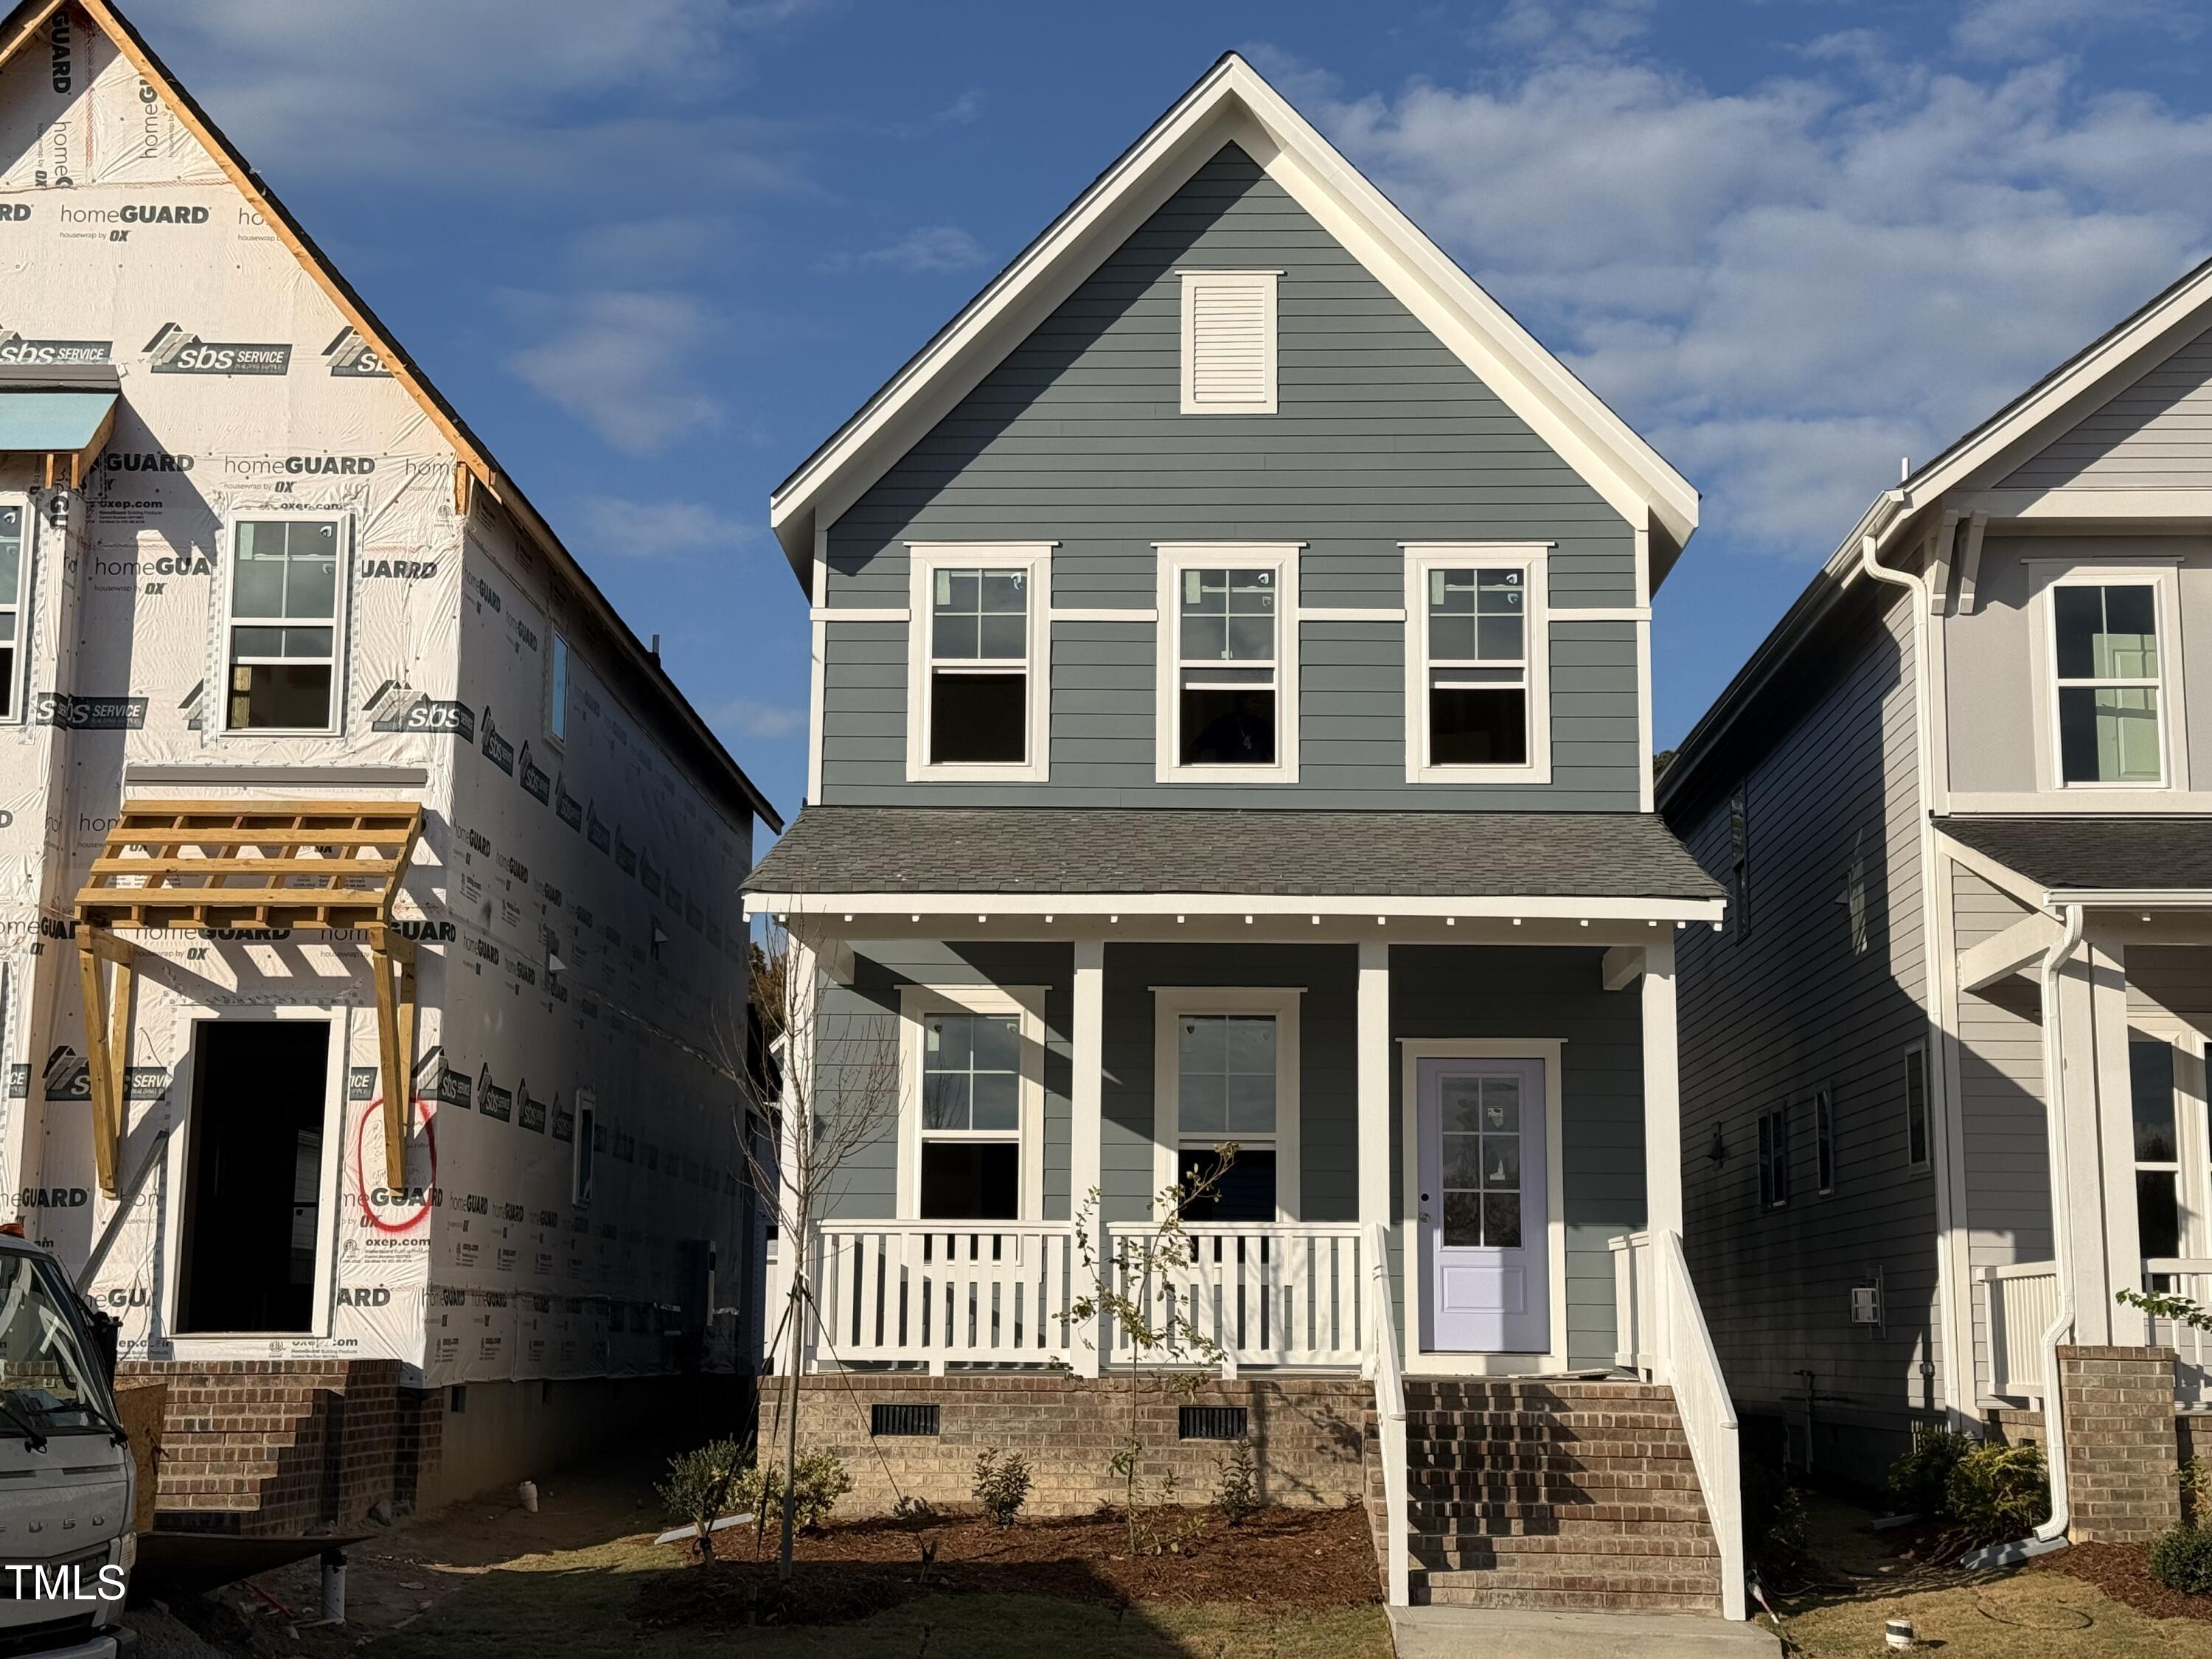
[0,364,119,489]
[744,890,1722,922]
[769,52,1698,595]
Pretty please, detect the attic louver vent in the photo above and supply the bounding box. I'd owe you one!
[1180,270,1278,414]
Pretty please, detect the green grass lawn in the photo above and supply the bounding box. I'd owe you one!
[362,1528,1391,1659]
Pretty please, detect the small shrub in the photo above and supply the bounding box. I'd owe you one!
[1886,1429,1973,1517]
[1943,1441,2051,1540]
[656,1436,749,1562]
[2154,1522,2212,1595]
[731,1448,855,1534]
[2184,1455,2212,1526]
[1739,1458,1808,1582]
[1214,1439,1260,1527]
[972,1449,1032,1526]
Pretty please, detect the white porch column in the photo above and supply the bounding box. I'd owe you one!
[2090,939,2146,1346]
[1641,936,1683,1244]
[1357,942,1391,1345]
[1070,938,1106,1378]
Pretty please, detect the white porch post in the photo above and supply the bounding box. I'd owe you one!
[1641,936,1683,1243]
[779,936,819,1377]
[2053,945,2118,1346]
[1357,941,1391,1371]
[1071,938,1106,1378]
[2090,939,2146,1346]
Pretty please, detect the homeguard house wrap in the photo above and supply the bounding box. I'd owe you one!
[746,55,1748,1618]
[0,0,779,1532]
[1660,259,2212,1548]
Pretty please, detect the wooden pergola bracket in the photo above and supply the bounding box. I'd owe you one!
[73,799,425,1196]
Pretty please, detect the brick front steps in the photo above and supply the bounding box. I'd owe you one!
[1368,1379,1723,1613]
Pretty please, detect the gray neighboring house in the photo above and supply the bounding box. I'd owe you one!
[1660,260,2212,1545]
[742,55,1753,1620]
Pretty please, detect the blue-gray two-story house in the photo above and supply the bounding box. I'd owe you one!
[743,55,1744,1620]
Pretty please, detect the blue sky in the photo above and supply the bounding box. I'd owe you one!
[128,0,2212,821]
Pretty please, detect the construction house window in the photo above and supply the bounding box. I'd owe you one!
[1815,1088,1836,1194]
[574,1091,597,1206]
[549,633,571,745]
[1178,269,1278,415]
[176,1020,330,1335]
[904,544,1049,782]
[1157,546,1298,784]
[1403,546,1551,782]
[2132,1037,2182,1262]
[2051,577,2168,786]
[0,498,24,720]
[902,987,1043,1220]
[1845,831,1870,956]
[1728,785,1750,939]
[227,519,341,731]
[1155,988,1300,1222]
[1905,1047,1930,1169]
[1758,1105,1790,1210]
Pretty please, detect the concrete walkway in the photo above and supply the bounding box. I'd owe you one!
[1388,1605,1783,1658]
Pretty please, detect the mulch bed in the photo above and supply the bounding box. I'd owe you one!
[634,1505,1380,1630]
[2029,1540,2212,1622]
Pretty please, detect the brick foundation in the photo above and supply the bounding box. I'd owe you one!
[758,1374,1370,1517]
[2056,1345,2182,1543]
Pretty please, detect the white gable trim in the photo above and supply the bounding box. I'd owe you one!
[771,55,1697,591]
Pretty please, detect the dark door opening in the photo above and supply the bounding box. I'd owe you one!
[177,1020,330,1334]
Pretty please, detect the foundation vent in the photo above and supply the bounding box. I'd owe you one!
[1178,1405,1248,1441]
[871,1402,940,1438]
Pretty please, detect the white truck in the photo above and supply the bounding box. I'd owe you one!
[0,1229,135,1659]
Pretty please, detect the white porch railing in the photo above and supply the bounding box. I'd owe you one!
[2141,1258,2212,1407]
[1609,1228,1657,1376]
[1368,1220,1411,1609]
[1655,1228,1746,1623]
[1107,1222,1366,1374]
[808,1219,1365,1374]
[1978,1260,2061,1401]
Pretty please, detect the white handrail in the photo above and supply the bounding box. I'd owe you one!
[1368,1220,1410,1609]
[1658,1228,1745,1621]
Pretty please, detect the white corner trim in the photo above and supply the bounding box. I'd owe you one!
[904,543,1053,785]
[1401,544,1553,786]
[895,983,1049,1222]
[1152,985,1303,1222]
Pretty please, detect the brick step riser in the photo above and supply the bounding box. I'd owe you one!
[1406,1519,1715,1540]
[1409,1535,1719,1559]
[1419,1587,1722,1613]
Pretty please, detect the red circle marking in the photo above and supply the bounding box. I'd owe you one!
[353,1095,437,1234]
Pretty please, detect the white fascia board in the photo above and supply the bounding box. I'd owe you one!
[2045,889,2212,909]
[769,54,1698,590]
[744,891,1724,922]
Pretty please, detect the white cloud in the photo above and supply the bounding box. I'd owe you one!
[710,698,808,740]
[853,225,991,274]
[508,291,723,454]
[1951,0,2200,61]
[572,497,752,557]
[1308,46,2212,552]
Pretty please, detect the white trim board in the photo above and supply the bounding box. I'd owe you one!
[746,891,1727,922]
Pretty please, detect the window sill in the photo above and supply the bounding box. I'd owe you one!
[1408,760,1554,785]
[905,759,1050,784]
[1157,763,1299,786]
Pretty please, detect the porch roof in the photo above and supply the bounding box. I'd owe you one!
[744,807,1721,902]
[1943,813,2212,900]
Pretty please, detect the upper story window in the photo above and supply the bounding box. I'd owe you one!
[0,499,24,720]
[2051,577,2167,786]
[1757,1103,1790,1210]
[1178,269,1278,415]
[1403,545,1551,784]
[1155,544,1299,785]
[903,543,1051,783]
[227,520,341,732]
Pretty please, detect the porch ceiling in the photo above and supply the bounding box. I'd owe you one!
[743,807,1722,912]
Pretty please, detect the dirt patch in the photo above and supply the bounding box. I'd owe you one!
[636,1506,1380,1630]
[2031,1540,2212,1624]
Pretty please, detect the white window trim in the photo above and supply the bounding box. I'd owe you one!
[218,515,350,739]
[897,984,1048,1221]
[1401,543,1552,785]
[2029,560,2188,793]
[1178,268,1279,416]
[1151,986,1301,1222]
[903,543,1052,783]
[1154,543,1301,785]
[0,490,29,726]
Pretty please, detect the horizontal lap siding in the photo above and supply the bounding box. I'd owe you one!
[1671,591,1947,1430]
[821,144,1641,810]
[1950,866,2048,1402]
[1388,945,1645,1371]
[2000,327,2212,490]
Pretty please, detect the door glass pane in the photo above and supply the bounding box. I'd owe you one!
[2132,1038,2177,1162]
[1484,1191,1523,1249]
[1438,1073,1524,1248]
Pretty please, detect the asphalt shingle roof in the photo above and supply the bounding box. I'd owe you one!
[745,807,1722,900]
[1942,815,2212,894]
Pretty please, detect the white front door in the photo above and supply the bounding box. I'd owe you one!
[1417,1056,1549,1353]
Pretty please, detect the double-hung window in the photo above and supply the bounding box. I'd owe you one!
[1153,988,1300,1222]
[1757,1105,1790,1210]
[2047,573,2174,787]
[905,543,1050,781]
[2132,1037,2182,1265]
[1155,545,1298,783]
[227,519,341,731]
[0,498,24,720]
[900,987,1043,1220]
[1403,545,1551,783]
